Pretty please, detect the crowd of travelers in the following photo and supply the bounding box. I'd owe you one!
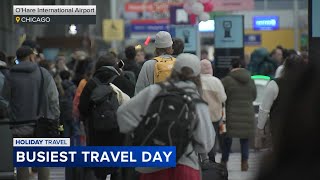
[0,30,312,180]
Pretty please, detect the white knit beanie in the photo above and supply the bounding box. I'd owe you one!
[155,31,173,48]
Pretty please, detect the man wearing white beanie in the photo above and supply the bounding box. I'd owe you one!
[135,31,175,94]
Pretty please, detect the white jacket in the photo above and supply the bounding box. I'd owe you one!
[200,74,227,122]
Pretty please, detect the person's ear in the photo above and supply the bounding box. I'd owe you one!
[30,54,36,62]
[167,47,174,55]
[28,55,33,62]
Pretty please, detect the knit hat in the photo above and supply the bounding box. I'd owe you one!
[173,53,201,77]
[155,31,173,48]
[200,59,213,75]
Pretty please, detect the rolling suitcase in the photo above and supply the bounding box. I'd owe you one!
[200,158,228,180]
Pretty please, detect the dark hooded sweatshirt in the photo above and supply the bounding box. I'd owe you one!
[78,66,135,178]
[60,80,76,122]
[79,66,135,146]
[4,61,60,126]
[221,68,257,138]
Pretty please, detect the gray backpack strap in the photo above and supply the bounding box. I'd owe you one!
[37,66,44,116]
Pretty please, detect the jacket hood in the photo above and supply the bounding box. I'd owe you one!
[200,59,213,75]
[95,66,120,76]
[174,80,197,89]
[264,56,279,67]
[229,68,251,83]
[11,61,38,73]
[62,80,74,90]
[250,48,269,64]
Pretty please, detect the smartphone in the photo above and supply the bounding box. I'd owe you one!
[118,59,124,69]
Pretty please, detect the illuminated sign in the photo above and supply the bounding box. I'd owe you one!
[253,16,279,31]
[251,75,271,80]
[199,20,215,32]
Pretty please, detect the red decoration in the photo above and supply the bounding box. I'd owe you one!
[189,14,197,25]
[144,36,151,46]
[203,2,214,12]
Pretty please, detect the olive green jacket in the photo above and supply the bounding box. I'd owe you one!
[222,68,256,138]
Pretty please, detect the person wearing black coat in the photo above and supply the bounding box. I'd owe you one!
[78,53,134,180]
[123,46,141,79]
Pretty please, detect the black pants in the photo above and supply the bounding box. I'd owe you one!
[87,128,125,180]
[208,121,223,161]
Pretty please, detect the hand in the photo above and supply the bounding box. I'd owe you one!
[219,120,227,134]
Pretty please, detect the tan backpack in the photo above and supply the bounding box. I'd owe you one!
[153,56,176,83]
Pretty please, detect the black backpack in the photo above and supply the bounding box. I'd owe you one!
[133,81,205,161]
[90,75,119,131]
[123,71,136,85]
[59,81,76,122]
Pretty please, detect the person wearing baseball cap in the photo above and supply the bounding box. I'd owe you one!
[117,53,215,180]
[4,46,60,180]
[135,31,175,94]
[21,40,43,63]
[15,46,37,63]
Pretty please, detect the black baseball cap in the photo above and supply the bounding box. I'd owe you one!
[16,46,35,60]
[21,40,39,55]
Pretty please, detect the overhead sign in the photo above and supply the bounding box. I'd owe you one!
[212,0,254,11]
[214,15,244,78]
[175,26,197,52]
[125,2,182,13]
[131,19,169,24]
[312,0,320,37]
[215,15,244,48]
[103,19,124,41]
[253,16,279,31]
[244,34,261,46]
[130,19,169,33]
[131,24,169,33]
[170,6,191,25]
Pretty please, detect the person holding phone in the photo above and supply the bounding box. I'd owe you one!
[79,53,134,180]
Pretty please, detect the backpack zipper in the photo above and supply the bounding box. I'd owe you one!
[141,114,160,146]
[168,121,175,146]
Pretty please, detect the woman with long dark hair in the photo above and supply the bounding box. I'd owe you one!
[256,54,319,179]
[117,53,215,180]
[257,54,307,139]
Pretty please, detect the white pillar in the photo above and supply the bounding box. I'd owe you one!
[263,0,268,11]
[196,19,201,58]
[111,0,117,49]
[293,0,299,50]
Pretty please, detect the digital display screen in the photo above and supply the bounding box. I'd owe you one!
[253,16,279,31]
